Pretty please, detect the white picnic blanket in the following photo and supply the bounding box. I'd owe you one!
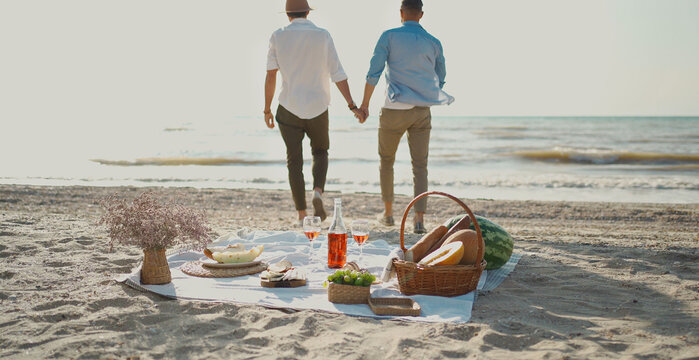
[119,229,521,323]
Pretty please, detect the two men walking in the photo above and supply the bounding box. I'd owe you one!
[265,0,452,233]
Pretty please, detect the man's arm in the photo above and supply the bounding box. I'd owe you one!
[263,69,277,128]
[325,32,364,122]
[366,32,389,88]
[335,79,365,123]
[361,32,388,120]
[435,41,447,89]
[359,82,375,121]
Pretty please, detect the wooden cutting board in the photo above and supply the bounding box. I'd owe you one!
[260,279,307,288]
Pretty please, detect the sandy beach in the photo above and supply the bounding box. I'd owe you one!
[0,184,697,359]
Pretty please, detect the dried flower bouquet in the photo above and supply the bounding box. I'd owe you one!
[100,191,211,284]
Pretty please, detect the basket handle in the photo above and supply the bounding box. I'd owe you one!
[399,191,484,264]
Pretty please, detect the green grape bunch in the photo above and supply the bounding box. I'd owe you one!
[324,269,376,287]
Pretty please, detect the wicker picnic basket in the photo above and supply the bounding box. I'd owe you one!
[393,191,487,297]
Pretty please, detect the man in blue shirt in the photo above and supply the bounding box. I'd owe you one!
[359,0,453,233]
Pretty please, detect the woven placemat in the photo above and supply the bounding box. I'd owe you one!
[180,261,267,278]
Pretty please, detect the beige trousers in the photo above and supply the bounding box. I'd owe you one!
[378,107,431,213]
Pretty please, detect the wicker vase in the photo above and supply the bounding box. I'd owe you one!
[140,248,171,285]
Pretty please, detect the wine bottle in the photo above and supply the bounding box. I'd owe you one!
[327,198,347,268]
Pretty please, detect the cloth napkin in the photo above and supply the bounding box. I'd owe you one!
[381,247,405,282]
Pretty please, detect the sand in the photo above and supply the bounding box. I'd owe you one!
[0,184,697,359]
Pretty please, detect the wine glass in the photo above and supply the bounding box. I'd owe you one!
[303,216,321,262]
[351,219,369,264]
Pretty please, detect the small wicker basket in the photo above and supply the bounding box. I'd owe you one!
[328,283,370,304]
[393,191,486,297]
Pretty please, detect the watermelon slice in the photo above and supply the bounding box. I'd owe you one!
[444,214,513,270]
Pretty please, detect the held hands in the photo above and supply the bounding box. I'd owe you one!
[352,108,366,124]
[359,105,369,122]
[264,110,274,129]
[350,101,368,124]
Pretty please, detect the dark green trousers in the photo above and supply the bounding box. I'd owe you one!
[276,105,329,211]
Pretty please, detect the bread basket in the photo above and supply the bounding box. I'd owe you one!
[393,191,486,297]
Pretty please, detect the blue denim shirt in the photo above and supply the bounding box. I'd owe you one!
[366,21,454,107]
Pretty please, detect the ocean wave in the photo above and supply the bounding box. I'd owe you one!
[483,125,528,131]
[471,130,529,139]
[511,148,699,165]
[325,175,699,191]
[91,157,285,166]
[647,164,699,171]
[4,174,697,194]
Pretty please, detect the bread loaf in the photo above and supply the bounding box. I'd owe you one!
[406,225,448,262]
[426,215,471,255]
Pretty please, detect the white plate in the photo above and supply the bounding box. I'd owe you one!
[199,257,262,269]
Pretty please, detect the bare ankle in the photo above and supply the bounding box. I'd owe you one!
[384,202,393,217]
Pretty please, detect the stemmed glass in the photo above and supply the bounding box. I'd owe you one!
[350,219,369,265]
[303,216,321,262]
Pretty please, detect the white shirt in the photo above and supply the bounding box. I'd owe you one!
[267,18,347,119]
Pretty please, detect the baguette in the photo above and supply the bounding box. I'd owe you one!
[406,225,448,262]
[426,215,471,255]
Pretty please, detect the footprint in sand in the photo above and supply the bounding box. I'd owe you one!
[15,244,37,252]
[481,331,541,351]
[263,315,298,330]
[243,336,268,347]
[440,350,469,359]
[44,261,73,268]
[109,259,135,267]
[76,236,94,246]
[7,218,37,225]
[87,297,135,311]
[32,300,83,311]
[32,312,82,324]
[442,325,479,340]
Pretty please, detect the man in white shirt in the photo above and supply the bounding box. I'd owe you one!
[264,0,364,224]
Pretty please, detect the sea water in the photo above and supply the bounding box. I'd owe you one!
[1,116,697,204]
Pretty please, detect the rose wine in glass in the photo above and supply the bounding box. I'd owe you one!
[303,216,321,262]
[351,219,369,265]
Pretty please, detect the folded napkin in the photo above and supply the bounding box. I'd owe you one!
[380,247,405,282]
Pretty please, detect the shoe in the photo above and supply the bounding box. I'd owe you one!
[378,214,395,226]
[312,191,326,221]
[413,222,426,234]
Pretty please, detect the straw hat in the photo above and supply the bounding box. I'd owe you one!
[285,0,313,13]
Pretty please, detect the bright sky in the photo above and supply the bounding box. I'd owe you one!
[1,0,698,132]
